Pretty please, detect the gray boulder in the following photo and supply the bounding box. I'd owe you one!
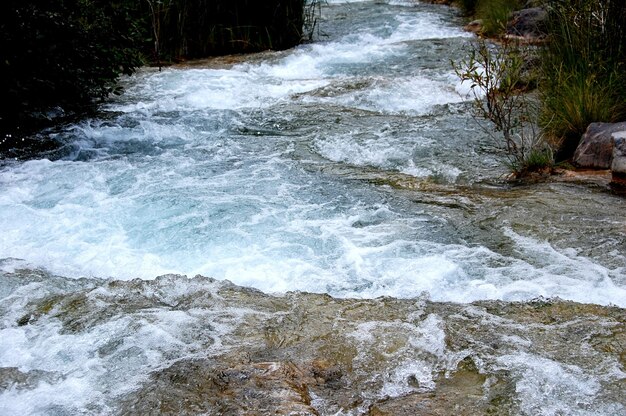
[573,122,626,169]
[611,131,626,185]
[506,7,547,39]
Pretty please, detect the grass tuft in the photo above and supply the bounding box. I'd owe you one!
[520,146,553,174]
[539,0,626,159]
[475,0,521,37]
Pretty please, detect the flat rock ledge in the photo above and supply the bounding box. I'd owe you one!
[2,269,624,415]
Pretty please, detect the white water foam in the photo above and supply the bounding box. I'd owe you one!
[1,152,624,307]
[1,2,624,309]
[1,3,624,415]
[497,353,626,415]
[107,7,469,116]
[349,314,447,400]
[0,276,255,414]
[304,74,468,115]
[313,126,464,182]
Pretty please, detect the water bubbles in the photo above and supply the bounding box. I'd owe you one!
[0,0,623,308]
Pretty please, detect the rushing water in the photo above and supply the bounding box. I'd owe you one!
[0,1,625,414]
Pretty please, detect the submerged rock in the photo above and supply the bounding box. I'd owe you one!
[573,122,626,169]
[0,368,63,392]
[118,291,626,415]
[121,359,318,415]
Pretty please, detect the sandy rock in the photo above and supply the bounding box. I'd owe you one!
[366,356,514,416]
[5,271,624,415]
[120,359,319,415]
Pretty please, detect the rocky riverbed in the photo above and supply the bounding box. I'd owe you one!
[1,268,624,415]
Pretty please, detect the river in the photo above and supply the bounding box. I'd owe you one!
[0,0,624,414]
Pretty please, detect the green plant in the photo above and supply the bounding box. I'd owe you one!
[522,147,553,174]
[454,38,551,176]
[303,0,326,41]
[540,73,621,158]
[540,0,626,159]
[145,0,307,60]
[476,0,521,37]
[0,0,313,144]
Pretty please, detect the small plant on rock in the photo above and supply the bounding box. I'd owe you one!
[453,38,552,177]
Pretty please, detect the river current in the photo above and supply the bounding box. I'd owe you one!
[0,0,625,414]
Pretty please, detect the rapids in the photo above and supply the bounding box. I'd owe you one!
[0,0,624,414]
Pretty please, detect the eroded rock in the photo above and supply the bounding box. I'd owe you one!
[2,271,625,415]
[120,359,318,415]
[0,368,62,392]
[464,19,483,34]
[573,122,626,169]
[115,285,625,415]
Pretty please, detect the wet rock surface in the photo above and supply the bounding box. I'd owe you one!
[1,269,624,415]
[464,19,483,34]
[0,367,63,392]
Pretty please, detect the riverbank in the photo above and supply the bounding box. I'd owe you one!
[0,0,312,148]
[445,0,626,178]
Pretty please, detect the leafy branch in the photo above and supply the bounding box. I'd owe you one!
[453,38,551,176]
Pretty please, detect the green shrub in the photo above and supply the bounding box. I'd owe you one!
[476,0,521,37]
[520,147,553,175]
[0,0,313,142]
[0,0,146,133]
[540,0,626,159]
[454,38,549,177]
[540,72,622,158]
[146,0,308,61]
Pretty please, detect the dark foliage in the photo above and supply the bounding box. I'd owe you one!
[147,0,305,62]
[0,0,147,134]
[457,0,479,16]
[0,0,309,143]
